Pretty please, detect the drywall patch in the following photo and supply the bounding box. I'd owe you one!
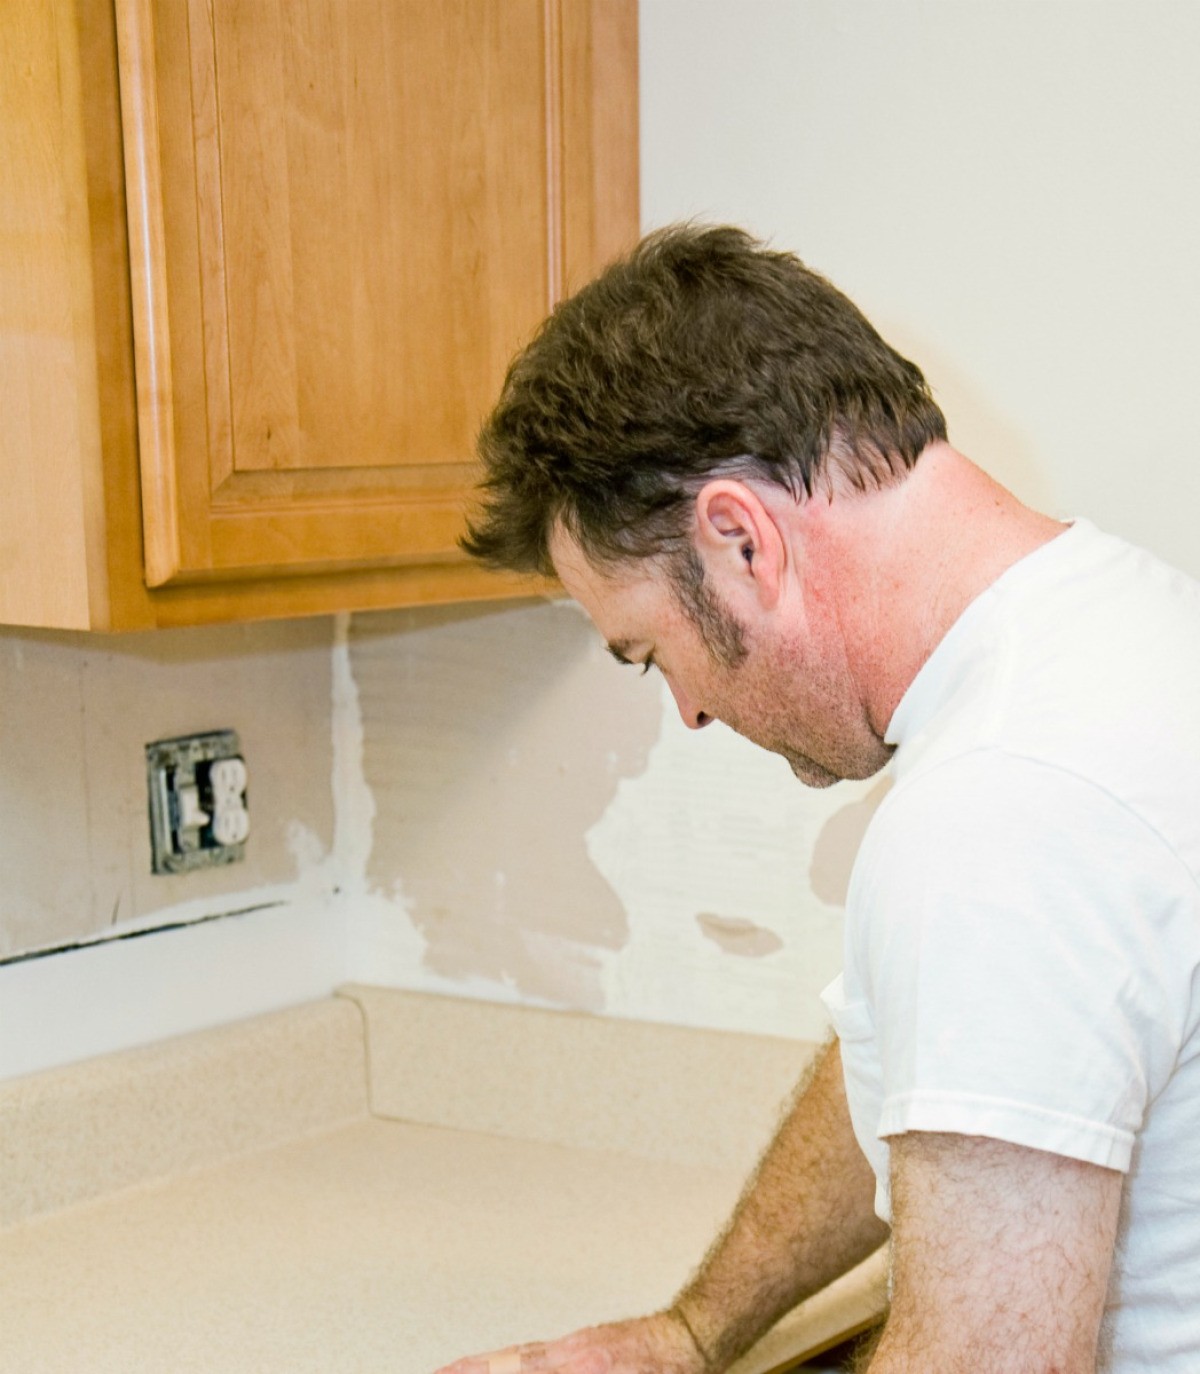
[330,611,376,893]
[327,612,429,982]
[349,599,659,1008]
[587,681,882,1041]
[696,913,785,959]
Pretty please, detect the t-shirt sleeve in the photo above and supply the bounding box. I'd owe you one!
[848,749,1192,1172]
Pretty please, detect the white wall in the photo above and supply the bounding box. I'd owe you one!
[641,0,1200,576]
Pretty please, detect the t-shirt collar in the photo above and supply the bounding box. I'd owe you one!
[883,518,1086,749]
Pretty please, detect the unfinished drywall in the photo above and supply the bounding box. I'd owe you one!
[348,599,659,1012]
[344,597,886,1040]
[0,594,886,1055]
[0,619,336,961]
[585,685,880,1040]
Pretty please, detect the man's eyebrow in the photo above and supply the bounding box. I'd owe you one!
[606,641,636,666]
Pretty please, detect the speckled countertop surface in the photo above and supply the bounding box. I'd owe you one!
[1,1118,742,1372]
[0,989,887,1373]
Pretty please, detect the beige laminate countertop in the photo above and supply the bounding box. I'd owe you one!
[0,987,887,1373]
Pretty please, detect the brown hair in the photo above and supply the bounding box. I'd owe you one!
[462,224,946,578]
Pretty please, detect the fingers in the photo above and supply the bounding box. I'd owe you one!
[434,1324,634,1374]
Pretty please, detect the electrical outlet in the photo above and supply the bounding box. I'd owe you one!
[146,730,249,874]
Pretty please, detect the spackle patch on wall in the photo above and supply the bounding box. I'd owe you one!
[696,913,785,958]
[809,776,892,908]
[349,600,659,1011]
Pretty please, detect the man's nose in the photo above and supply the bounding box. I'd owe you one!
[668,679,712,730]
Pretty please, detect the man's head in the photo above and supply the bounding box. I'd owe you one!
[462,223,946,593]
[462,224,951,784]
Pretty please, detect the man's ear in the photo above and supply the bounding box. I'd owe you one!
[694,480,785,609]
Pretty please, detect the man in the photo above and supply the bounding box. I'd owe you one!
[437,226,1200,1372]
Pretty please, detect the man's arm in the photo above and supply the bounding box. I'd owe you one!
[671,1037,888,1367]
[434,1038,888,1374]
[868,1133,1122,1373]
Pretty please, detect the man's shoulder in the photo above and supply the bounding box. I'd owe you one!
[854,745,1199,917]
[886,527,1200,867]
[888,521,1200,800]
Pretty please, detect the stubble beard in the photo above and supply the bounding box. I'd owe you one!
[677,557,891,786]
[784,751,843,788]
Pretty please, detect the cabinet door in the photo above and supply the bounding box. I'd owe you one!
[115,0,636,589]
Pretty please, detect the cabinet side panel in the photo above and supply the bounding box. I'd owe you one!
[0,0,103,628]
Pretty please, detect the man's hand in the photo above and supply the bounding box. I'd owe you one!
[433,1311,709,1374]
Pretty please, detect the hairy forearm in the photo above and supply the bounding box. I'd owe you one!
[672,1038,889,1371]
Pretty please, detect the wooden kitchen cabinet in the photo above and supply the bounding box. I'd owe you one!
[0,0,637,630]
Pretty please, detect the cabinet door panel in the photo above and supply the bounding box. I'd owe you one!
[117,0,632,588]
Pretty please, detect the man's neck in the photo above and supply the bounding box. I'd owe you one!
[818,443,1067,739]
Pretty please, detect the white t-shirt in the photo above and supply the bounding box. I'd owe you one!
[821,520,1200,1370]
